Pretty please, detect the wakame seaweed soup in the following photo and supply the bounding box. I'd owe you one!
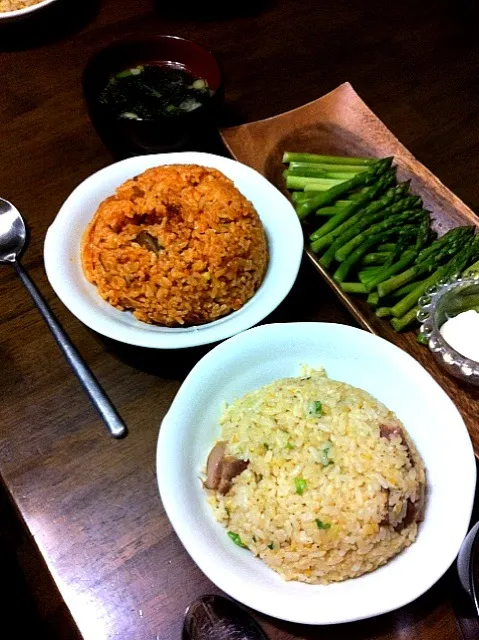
[99,63,213,120]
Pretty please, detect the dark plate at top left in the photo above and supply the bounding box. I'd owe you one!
[82,35,224,158]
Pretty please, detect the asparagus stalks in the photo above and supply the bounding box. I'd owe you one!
[333,221,423,283]
[346,188,372,200]
[305,181,363,192]
[315,207,341,216]
[332,197,422,262]
[291,192,311,203]
[296,158,393,219]
[316,191,418,264]
[358,215,431,291]
[287,166,365,180]
[394,281,427,297]
[292,193,350,208]
[286,175,345,190]
[368,282,421,308]
[282,152,378,165]
[339,282,368,294]
[378,227,475,298]
[361,252,394,265]
[288,162,370,174]
[376,307,393,318]
[309,173,399,245]
[391,306,421,331]
[390,233,479,322]
[333,209,425,269]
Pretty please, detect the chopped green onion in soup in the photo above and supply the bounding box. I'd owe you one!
[99,63,213,121]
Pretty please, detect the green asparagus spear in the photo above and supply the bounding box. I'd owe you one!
[358,215,431,292]
[333,221,423,283]
[286,175,345,190]
[317,200,419,267]
[346,188,372,200]
[282,152,378,165]
[308,172,398,244]
[333,208,424,266]
[361,252,394,265]
[332,197,422,262]
[376,243,397,252]
[366,281,421,309]
[376,307,393,318]
[296,158,393,219]
[389,233,479,321]
[373,282,425,314]
[339,282,368,294]
[315,207,341,216]
[378,227,475,298]
[391,306,421,331]
[288,162,369,174]
[287,167,364,180]
[291,191,311,203]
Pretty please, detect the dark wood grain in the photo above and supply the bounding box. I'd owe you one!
[1,0,479,638]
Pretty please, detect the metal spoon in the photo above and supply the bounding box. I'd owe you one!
[0,198,126,439]
[183,595,268,640]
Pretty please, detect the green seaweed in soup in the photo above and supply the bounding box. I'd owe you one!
[99,63,213,120]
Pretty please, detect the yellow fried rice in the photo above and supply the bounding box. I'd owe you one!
[205,367,426,585]
[81,165,268,327]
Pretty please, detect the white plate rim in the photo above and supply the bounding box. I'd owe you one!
[0,0,57,19]
[157,321,476,625]
[43,151,303,349]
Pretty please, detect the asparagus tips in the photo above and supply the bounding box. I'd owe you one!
[296,158,393,220]
[378,226,475,298]
[333,201,422,262]
[284,150,479,336]
[359,215,431,292]
[333,222,422,283]
[309,171,397,246]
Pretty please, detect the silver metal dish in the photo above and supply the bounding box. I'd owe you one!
[417,273,479,385]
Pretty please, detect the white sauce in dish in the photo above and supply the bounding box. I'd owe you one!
[440,309,479,362]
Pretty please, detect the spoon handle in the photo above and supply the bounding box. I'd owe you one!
[14,261,127,439]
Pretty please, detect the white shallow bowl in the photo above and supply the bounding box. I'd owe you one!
[157,322,476,625]
[44,152,303,349]
[0,0,57,21]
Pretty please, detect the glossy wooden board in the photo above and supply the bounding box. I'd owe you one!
[222,82,479,456]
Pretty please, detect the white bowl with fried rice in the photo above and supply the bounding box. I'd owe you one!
[44,152,303,349]
[157,322,476,624]
[0,0,58,20]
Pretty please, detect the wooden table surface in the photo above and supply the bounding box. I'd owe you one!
[2,0,479,638]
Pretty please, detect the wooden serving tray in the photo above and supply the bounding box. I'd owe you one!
[221,82,479,455]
